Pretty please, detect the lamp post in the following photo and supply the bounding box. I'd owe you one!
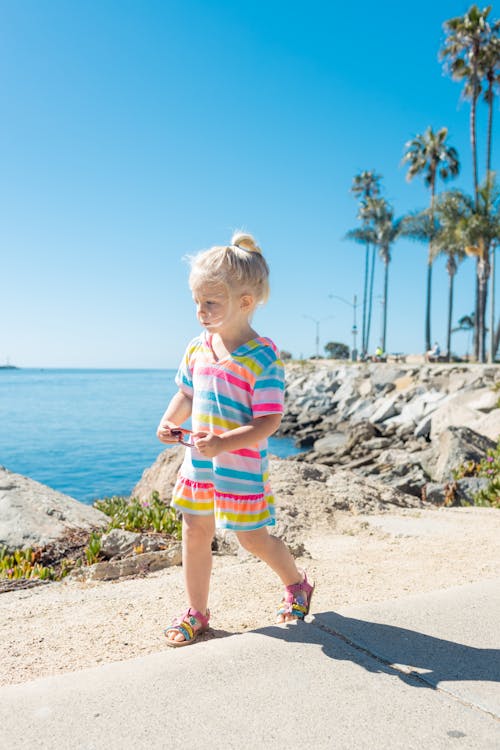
[302,315,333,358]
[328,294,359,361]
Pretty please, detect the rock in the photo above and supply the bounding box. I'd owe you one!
[455,477,490,505]
[269,458,422,514]
[370,366,406,390]
[423,483,447,505]
[0,467,108,553]
[433,427,496,483]
[414,415,432,439]
[369,395,400,423]
[440,387,499,414]
[373,465,429,498]
[100,529,141,558]
[131,446,184,501]
[430,403,483,441]
[393,374,415,391]
[76,544,183,581]
[313,432,349,455]
[473,409,500,442]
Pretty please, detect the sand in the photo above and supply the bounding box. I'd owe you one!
[1,506,498,687]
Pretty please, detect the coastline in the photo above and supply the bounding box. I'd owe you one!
[1,504,498,687]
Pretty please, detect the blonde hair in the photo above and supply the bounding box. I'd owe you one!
[188,230,270,304]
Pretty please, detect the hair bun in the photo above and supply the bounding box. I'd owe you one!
[231,231,262,255]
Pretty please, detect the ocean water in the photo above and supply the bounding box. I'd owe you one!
[0,369,300,506]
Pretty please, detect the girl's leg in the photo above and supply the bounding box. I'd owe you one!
[235,527,305,623]
[166,513,215,644]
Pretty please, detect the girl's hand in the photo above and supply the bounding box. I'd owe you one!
[192,431,223,458]
[157,421,184,444]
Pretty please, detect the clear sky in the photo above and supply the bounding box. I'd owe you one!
[1,0,497,367]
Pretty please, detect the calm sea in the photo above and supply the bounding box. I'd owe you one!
[0,369,300,506]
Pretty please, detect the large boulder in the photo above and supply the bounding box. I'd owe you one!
[430,402,483,441]
[473,409,500,442]
[0,467,108,552]
[433,427,496,483]
[131,446,184,501]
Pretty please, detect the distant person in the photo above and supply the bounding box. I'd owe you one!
[156,231,314,646]
[426,341,441,362]
[373,345,385,362]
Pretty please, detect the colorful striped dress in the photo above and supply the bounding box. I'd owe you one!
[171,332,285,531]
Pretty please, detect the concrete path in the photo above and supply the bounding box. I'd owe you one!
[1,579,499,749]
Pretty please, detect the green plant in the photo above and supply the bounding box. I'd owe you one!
[85,532,103,565]
[452,438,500,508]
[0,546,56,581]
[94,492,182,537]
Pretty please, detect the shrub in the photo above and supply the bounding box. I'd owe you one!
[453,440,500,508]
[94,492,182,537]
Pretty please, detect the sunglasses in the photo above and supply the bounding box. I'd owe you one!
[170,428,195,447]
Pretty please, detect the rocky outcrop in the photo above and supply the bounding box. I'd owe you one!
[278,362,500,504]
[0,467,108,553]
[130,447,423,558]
[132,447,184,501]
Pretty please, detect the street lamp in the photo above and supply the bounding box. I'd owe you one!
[328,294,360,361]
[302,315,333,358]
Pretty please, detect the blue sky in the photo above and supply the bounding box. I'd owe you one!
[1,0,497,367]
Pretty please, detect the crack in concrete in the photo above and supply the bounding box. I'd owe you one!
[311,617,500,723]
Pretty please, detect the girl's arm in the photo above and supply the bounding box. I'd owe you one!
[193,413,282,457]
[157,390,193,444]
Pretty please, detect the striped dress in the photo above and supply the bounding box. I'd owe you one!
[171,332,285,531]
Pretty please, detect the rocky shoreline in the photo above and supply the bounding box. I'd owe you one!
[277,361,500,504]
[1,361,499,588]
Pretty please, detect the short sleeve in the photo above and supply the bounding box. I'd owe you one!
[175,339,198,398]
[252,356,285,417]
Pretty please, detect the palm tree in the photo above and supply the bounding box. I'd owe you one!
[480,34,500,176]
[453,313,475,359]
[402,126,460,352]
[434,191,469,359]
[367,197,402,353]
[440,5,494,205]
[462,175,500,361]
[350,171,382,354]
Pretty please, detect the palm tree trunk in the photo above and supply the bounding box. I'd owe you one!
[487,80,494,175]
[478,255,490,364]
[474,268,480,359]
[362,243,369,354]
[471,84,479,208]
[426,183,436,353]
[425,261,432,353]
[446,271,454,362]
[382,260,389,353]
[365,243,376,354]
[493,317,500,360]
[478,273,486,363]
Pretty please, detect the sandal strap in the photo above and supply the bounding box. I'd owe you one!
[173,607,210,629]
[278,572,314,619]
[166,607,210,641]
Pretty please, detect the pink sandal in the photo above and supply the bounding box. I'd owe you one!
[164,607,210,648]
[277,572,315,622]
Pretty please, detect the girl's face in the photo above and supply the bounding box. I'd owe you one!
[192,283,237,332]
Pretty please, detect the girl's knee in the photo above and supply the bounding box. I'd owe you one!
[236,528,270,554]
[182,515,215,545]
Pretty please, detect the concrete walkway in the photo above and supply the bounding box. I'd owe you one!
[1,578,499,749]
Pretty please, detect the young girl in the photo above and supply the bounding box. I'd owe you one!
[157,231,314,647]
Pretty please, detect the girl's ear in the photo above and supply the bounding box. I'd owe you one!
[240,293,255,313]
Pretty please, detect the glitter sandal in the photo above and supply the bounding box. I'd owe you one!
[164,607,210,647]
[276,571,315,622]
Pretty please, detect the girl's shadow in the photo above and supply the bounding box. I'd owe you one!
[251,611,500,692]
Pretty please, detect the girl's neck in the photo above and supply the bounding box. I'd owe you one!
[209,325,258,358]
